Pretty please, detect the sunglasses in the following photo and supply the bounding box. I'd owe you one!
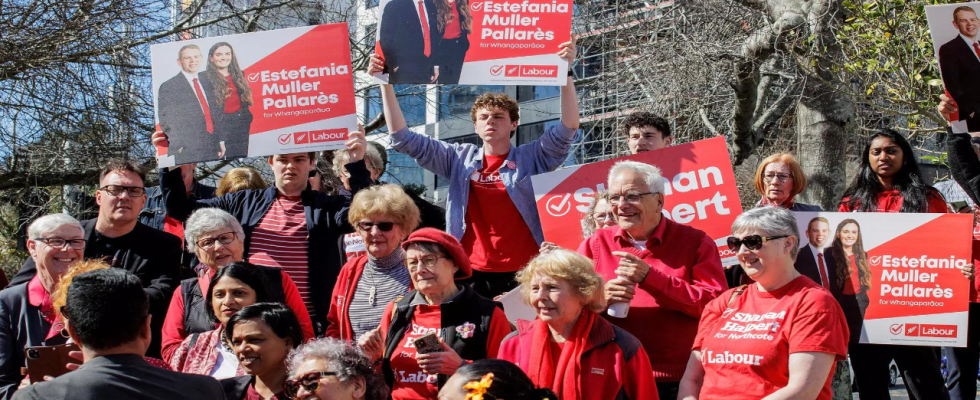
[283,371,338,398]
[356,221,395,232]
[726,235,788,251]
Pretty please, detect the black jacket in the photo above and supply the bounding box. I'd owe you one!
[940,37,980,132]
[0,284,70,399]
[180,267,286,335]
[382,285,501,390]
[8,219,181,358]
[141,181,217,277]
[794,244,839,294]
[157,72,221,164]
[13,354,223,400]
[947,131,980,205]
[160,161,372,335]
[379,0,439,83]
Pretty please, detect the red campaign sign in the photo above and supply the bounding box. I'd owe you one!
[372,0,572,85]
[792,212,972,347]
[531,137,743,265]
[151,23,357,168]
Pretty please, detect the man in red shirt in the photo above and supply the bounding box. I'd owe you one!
[577,160,727,400]
[366,39,580,299]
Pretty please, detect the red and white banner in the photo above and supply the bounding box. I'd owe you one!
[151,24,357,167]
[794,212,972,347]
[373,0,572,85]
[532,137,743,265]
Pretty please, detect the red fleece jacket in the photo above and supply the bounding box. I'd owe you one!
[325,256,369,341]
[578,218,727,381]
[498,318,659,400]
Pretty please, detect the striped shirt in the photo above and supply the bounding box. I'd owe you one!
[246,195,313,311]
[348,248,411,340]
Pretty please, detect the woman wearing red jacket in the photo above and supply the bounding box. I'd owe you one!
[324,185,420,342]
[497,248,658,399]
[837,128,952,399]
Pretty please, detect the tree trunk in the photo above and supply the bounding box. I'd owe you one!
[795,80,852,210]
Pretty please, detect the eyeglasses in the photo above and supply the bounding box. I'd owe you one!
[99,185,146,197]
[33,237,86,250]
[283,371,338,398]
[608,192,653,206]
[196,231,237,249]
[356,221,395,232]
[762,173,792,183]
[726,235,789,251]
[593,212,616,222]
[406,254,446,272]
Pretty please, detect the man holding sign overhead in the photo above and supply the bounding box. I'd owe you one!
[366,37,578,299]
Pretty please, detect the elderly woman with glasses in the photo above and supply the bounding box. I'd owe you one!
[325,185,419,342]
[357,228,511,400]
[0,214,85,398]
[581,190,617,238]
[498,248,658,399]
[284,338,388,400]
[754,153,821,211]
[677,206,849,400]
[161,208,313,364]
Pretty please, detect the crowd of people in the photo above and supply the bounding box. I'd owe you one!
[2,38,980,400]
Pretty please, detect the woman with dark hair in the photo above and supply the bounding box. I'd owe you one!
[205,42,253,160]
[838,129,947,213]
[169,263,270,377]
[830,219,871,302]
[837,128,950,399]
[432,0,472,83]
[439,359,558,400]
[221,303,304,400]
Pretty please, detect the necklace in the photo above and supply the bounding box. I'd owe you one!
[220,330,233,351]
[364,265,378,306]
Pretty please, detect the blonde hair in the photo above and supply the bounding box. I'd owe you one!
[217,166,267,196]
[516,249,606,313]
[53,259,111,319]
[348,185,420,234]
[753,153,807,198]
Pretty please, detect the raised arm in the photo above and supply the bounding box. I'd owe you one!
[559,35,579,130]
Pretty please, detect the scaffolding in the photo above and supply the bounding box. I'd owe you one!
[569,0,678,165]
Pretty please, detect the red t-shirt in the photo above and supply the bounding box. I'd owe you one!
[838,189,948,213]
[247,195,312,311]
[244,384,288,400]
[224,75,242,114]
[443,3,461,39]
[461,153,539,273]
[841,255,862,295]
[693,277,849,400]
[389,305,442,400]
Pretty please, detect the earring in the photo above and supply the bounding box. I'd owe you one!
[60,328,70,338]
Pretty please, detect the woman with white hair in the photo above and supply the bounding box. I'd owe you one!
[284,338,388,400]
[160,208,313,364]
[678,206,849,400]
[0,213,84,397]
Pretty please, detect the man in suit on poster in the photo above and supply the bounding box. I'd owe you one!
[157,44,220,164]
[940,6,980,132]
[795,216,838,294]
[378,0,440,83]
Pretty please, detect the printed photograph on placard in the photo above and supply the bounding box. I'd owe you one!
[150,23,357,167]
[926,2,980,133]
[370,0,573,85]
[792,211,971,347]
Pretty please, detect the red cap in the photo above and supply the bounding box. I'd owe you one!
[401,228,472,280]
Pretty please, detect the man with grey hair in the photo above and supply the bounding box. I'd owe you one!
[577,160,727,400]
[9,160,182,359]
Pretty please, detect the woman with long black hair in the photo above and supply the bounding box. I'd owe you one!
[837,128,950,400]
[205,42,253,160]
[432,0,472,83]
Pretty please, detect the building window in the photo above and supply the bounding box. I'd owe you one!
[363,85,427,131]
[438,85,506,120]
[363,24,377,50]
[367,0,380,9]
[517,119,582,165]
[381,150,425,188]
[516,86,560,101]
[435,134,483,187]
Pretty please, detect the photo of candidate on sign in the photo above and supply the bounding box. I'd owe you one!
[151,23,357,167]
[371,0,572,85]
[926,3,980,133]
[792,211,971,347]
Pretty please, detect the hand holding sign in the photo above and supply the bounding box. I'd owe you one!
[367,54,386,78]
[346,124,367,162]
[939,93,958,122]
[557,34,577,65]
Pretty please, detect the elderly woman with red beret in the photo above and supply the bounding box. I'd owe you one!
[357,228,512,400]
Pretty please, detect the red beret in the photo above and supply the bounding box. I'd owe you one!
[401,228,472,280]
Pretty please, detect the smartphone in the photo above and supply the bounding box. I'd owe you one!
[413,333,442,354]
[24,343,80,383]
[952,200,970,212]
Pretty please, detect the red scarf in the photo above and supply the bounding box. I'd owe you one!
[527,309,594,399]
